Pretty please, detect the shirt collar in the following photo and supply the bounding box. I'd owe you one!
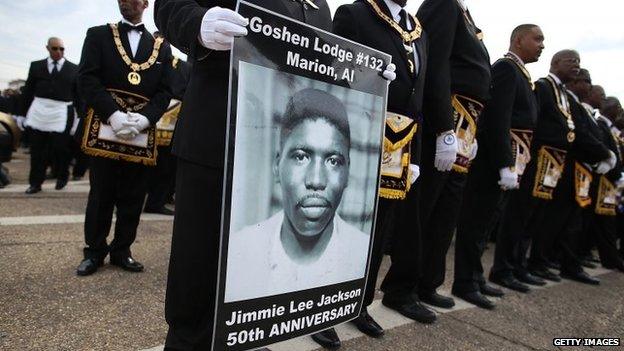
[383,0,404,22]
[47,57,65,65]
[507,51,525,65]
[597,113,613,127]
[548,72,563,86]
[567,89,580,103]
[121,18,144,29]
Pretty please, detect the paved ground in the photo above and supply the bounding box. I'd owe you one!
[1,149,623,351]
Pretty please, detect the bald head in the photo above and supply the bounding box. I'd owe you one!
[46,37,64,61]
[550,49,580,84]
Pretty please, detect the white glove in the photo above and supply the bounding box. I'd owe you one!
[108,111,128,132]
[617,172,624,188]
[199,7,249,51]
[468,139,478,161]
[127,112,151,132]
[498,167,519,190]
[434,130,458,172]
[382,63,396,82]
[409,164,420,184]
[595,151,616,175]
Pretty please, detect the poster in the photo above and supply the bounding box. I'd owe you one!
[213,2,390,350]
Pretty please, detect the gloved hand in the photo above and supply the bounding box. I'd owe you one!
[115,126,140,140]
[409,163,420,184]
[108,111,128,132]
[595,152,616,174]
[127,112,151,132]
[617,172,624,188]
[498,167,519,190]
[199,7,249,51]
[468,139,478,161]
[382,63,396,82]
[434,130,458,172]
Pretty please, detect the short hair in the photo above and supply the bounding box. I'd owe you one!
[603,96,621,112]
[551,49,579,67]
[510,24,539,42]
[577,68,591,83]
[280,88,351,149]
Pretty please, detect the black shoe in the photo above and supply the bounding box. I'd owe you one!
[55,178,68,190]
[581,260,597,269]
[420,291,455,309]
[452,291,495,310]
[144,206,175,216]
[514,271,547,286]
[544,259,561,271]
[72,175,83,181]
[530,268,561,282]
[560,270,600,285]
[479,283,504,297]
[311,328,340,349]
[490,275,530,293]
[76,258,103,276]
[110,256,144,272]
[351,308,384,338]
[382,296,436,324]
[25,185,41,194]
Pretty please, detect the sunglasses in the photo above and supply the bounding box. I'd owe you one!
[50,47,65,52]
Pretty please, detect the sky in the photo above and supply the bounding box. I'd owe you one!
[1,0,623,99]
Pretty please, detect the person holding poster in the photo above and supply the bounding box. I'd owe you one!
[333,0,432,338]
[154,1,335,350]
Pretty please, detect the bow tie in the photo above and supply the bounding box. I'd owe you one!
[120,22,145,32]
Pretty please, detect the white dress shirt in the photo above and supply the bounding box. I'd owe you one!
[46,57,65,74]
[383,0,420,74]
[121,18,144,57]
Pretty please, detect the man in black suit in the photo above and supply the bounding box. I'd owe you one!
[154,1,335,350]
[76,0,172,276]
[414,0,492,310]
[21,37,79,194]
[527,64,614,285]
[452,25,544,306]
[579,89,624,272]
[333,0,430,336]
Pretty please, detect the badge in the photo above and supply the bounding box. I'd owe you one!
[128,72,141,85]
[567,131,575,143]
[443,133,456,145]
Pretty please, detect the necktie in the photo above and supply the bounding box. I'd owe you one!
[398,10,415,74]
[51,60,59,76]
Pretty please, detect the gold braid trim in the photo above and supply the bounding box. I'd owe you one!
[502,54,534,90]
[595,176,617,216]
[364,0,421,43]
[383,124,417,152]
[574,162,592,208]
[110,23,164,72]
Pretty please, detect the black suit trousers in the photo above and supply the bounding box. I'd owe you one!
[363,198,396,306]
[452,156,501,293]
[417,166,467,295]
[585,213,624,270]
[29,129,71,186]
[83,157,148,260]
[165,159,223,351]
[146,145,177,210]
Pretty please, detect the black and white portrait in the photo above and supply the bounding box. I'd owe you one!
[224,62,383,302]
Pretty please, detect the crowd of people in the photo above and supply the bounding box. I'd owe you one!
[1,0,623,350]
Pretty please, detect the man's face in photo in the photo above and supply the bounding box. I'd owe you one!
[276,118,350,238]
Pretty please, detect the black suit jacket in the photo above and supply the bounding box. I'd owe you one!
[478,58,537,170]
[332,0,427,164]
[568,96,610,164]
[417,0,491,134]
[596,118,622,181]
[21,59,79,116]
[154,0,333,167]
[77,23,172,125]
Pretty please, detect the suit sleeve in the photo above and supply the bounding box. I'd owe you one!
[78,27,119,121]
[138,45,173,125]
[417,0,458,134]
[570,103,611,164]
[332,5,360,42]
[20,62,36,116]
[482,61,516,169]
[154,0,210,60]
